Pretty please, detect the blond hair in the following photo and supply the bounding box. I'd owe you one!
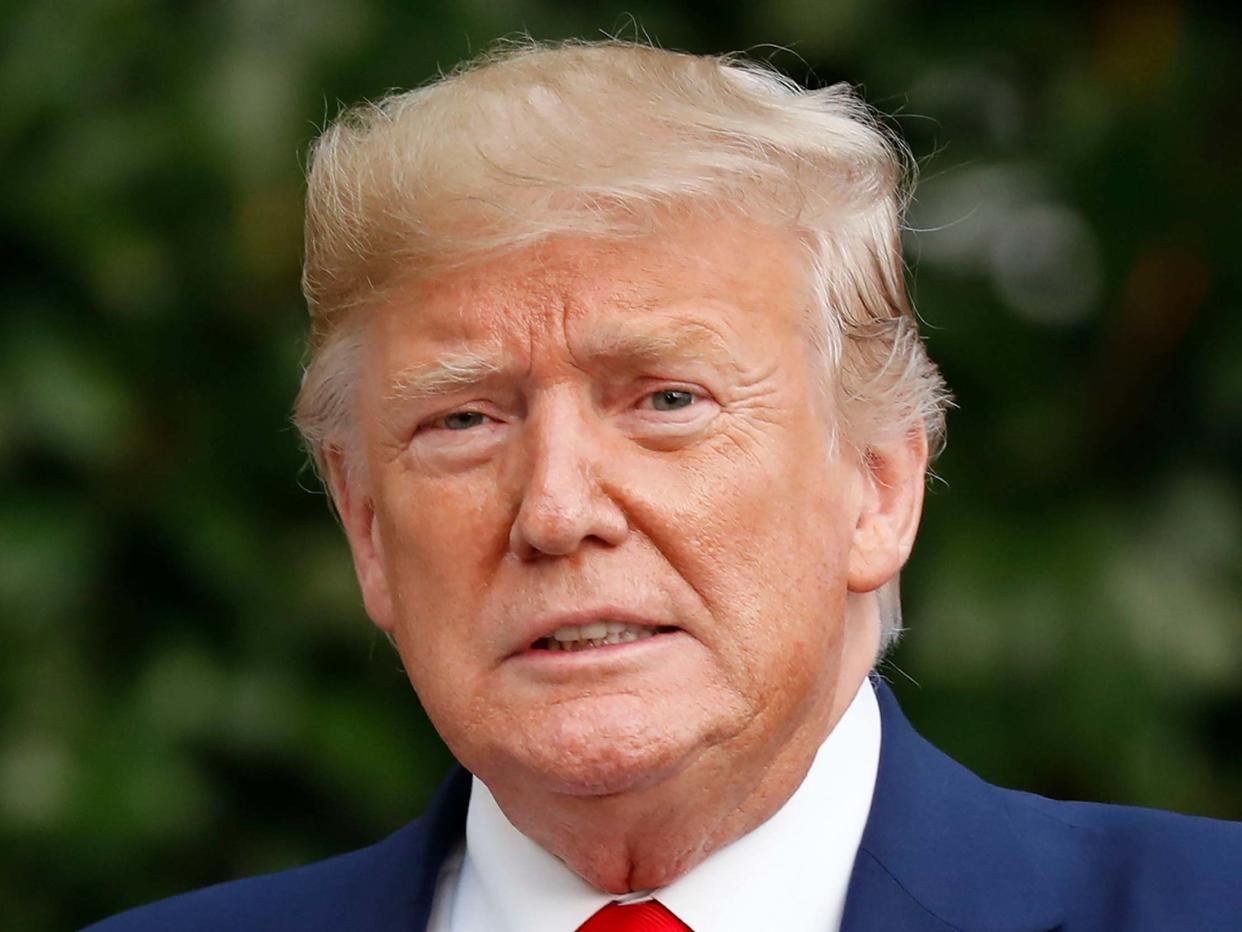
[293,39,950,651]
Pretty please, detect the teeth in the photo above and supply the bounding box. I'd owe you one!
[541,621,661,652]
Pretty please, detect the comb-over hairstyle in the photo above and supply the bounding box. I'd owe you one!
[293,39,951,652]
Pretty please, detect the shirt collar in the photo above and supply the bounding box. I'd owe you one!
[458,678,881,932]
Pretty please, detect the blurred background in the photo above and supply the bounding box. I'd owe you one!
[2,0,1239,927]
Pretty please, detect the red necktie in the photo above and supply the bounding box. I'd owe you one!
[576,900,693,931]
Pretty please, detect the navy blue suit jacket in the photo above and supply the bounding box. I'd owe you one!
[87,681,1242,930]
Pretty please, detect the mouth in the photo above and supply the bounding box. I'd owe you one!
[531,620,680,653]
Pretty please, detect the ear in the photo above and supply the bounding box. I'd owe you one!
[324,447,397,634]
[847,428,929,593]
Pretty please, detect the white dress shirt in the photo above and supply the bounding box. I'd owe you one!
[427,678,880,932]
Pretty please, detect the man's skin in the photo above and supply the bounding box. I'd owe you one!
[328,215,928,893]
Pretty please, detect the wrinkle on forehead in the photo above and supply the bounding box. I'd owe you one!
[370,217,807,385]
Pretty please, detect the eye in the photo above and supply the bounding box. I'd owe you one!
[648,389,696,411]
[438,410,489,430]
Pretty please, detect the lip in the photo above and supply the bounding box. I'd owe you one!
[510,607,679,656]
[512,628,688,678]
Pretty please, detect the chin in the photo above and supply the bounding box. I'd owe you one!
[487,695,710,798]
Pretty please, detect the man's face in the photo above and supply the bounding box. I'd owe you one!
[340,218,890,797]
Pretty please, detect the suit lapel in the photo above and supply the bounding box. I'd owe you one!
[373,765,472,932]
[841,680,1063,932]
[842,849,964,931]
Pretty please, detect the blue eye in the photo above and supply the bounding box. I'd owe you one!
[440,411,487,430]
[650,390,695,411]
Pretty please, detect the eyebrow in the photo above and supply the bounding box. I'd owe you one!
[580,320,737,369]
[384,351,504,403]
[382,317,740,404]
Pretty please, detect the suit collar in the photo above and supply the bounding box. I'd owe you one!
[842,677,1063,932]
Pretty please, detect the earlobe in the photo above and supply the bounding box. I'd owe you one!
[324,448,397,633]
[847,428,929,593]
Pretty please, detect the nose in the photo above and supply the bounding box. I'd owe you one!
[508,401,629,560]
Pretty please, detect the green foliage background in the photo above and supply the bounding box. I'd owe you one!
[2,1,1239,927]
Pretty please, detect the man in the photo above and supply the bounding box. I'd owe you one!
[90,40,1240,931]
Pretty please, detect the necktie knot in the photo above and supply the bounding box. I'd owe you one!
[576,899,692,931]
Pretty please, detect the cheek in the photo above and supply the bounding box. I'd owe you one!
[630,432,854,668]
[655,403,851,578]
[379,468,508,591]
[373,469,510,683]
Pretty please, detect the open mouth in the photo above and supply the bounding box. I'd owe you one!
[532,621,679,652]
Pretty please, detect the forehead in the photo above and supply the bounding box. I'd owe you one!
[379,217,805,341]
